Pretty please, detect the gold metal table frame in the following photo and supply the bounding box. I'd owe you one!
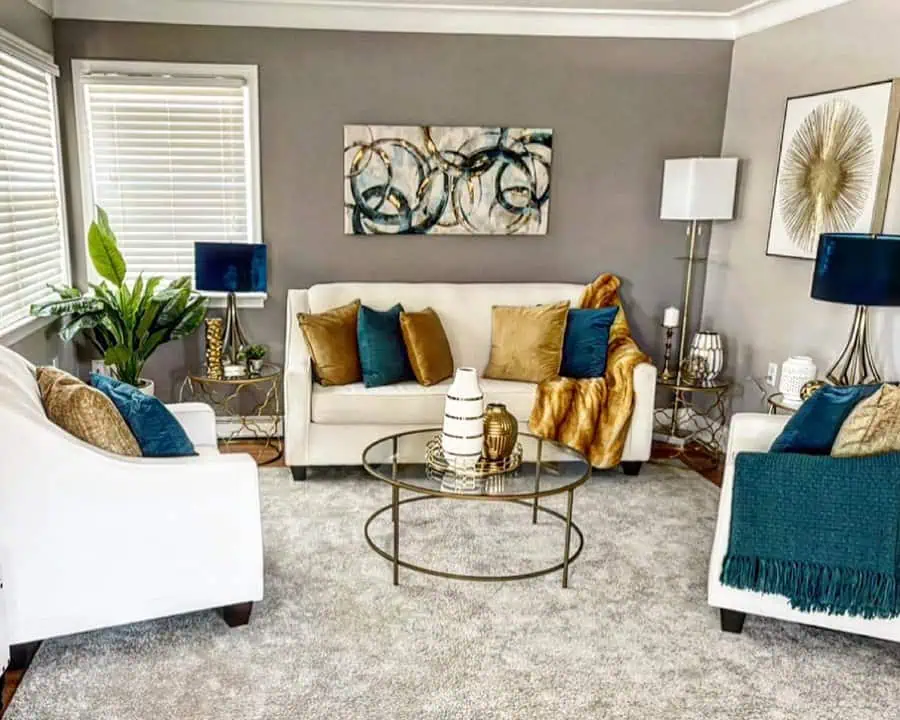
[362,430,589,588]
[179,364,283,465]
[654,378,731,468]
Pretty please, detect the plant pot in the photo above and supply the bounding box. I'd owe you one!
[136,378,154,396]
[249,358,265,374]
[441,368,484,469]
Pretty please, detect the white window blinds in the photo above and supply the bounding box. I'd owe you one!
[0,41,68,338]
[77,65,259,283]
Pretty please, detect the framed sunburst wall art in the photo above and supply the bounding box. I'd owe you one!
[766,80,900,260]
[344,125,552,235]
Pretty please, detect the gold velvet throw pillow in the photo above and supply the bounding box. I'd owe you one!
[36,367,142,457]
[399,307,454,386]
[832,384,900,458]
[298,299,362,386]
[484,301,569,383]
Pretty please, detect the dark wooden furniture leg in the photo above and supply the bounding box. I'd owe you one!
[720,609,746,634]
[621,461,642,476]
[291,466,307,482]
[221,602,253,627]
[8,642,40,672]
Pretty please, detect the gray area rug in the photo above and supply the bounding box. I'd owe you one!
[8,464,900,719]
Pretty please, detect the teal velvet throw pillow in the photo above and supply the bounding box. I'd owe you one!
[770,383,880,455]
[560,307,619,379]
[90,373,196,457]
[357,303,413,388]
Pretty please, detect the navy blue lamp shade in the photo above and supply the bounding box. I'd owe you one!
[811,233,900,307]
[194,242,267,293]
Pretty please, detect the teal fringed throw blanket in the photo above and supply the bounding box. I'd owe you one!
[721,451,900,619]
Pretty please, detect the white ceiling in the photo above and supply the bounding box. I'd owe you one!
[34,0,855,39]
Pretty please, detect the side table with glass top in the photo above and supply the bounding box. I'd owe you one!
[179,364,283,465]
[654,378,732,467]
[766,392,801,415]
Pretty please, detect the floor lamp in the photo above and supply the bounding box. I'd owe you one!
[812,233,900,385]
[659,157,739,435]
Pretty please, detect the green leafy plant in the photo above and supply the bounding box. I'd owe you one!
[245,344,267,361]
[31,207,209,387]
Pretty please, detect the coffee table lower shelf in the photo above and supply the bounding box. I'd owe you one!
[363,494,584,588]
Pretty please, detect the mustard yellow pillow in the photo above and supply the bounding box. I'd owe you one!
[832,384,900,458]
[298,299,362,386]
[400,307,454,386]
[36,367,142,457]
[483,301,569,383]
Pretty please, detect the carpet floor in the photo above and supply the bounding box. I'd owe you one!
[7,464,900,719]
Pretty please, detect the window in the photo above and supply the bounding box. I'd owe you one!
[73,61,261,285]
[0,30,69,340]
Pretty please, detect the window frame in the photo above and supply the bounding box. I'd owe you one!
[71,59,263,306]
[0,27,71,344]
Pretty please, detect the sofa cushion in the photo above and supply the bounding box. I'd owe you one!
[400,307,454,386]
[484,302,569,383]
[311,378,537,425]
[91,373,196,457]
[36,367,142,457]
[832,384,900,458]
[561,306,618,378]
[298,299,362,386]
[357,303,413,388]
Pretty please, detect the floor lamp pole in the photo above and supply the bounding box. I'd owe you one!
[670,219,701,437]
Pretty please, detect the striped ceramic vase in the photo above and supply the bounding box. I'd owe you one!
[441,367,484,469]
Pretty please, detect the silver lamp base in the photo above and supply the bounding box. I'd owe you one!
[222,292,249,364]
[826,305,881,386]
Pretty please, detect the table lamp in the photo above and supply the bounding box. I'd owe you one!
[660,157,739,383]
[194,242,267,364]
[811,233,900,385]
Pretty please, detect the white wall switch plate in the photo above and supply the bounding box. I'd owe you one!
[766,362,778,387]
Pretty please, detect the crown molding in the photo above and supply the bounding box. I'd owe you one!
[49,0,853,40]
[26,0,54,14]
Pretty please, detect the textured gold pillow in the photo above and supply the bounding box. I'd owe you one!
[832,384,900,458]
[298,299,362,386]
[483,301,569,383]
[36,367,142,456]
[400,307,454,386]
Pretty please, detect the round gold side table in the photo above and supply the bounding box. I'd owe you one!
[653,378,732,469]
[766,392,801,415]
[179,364,282,466]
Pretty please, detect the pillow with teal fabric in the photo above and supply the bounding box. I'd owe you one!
[357,303,413,388]
[770,383,881,455]
[90,373,196,457]
[560,307,619,379]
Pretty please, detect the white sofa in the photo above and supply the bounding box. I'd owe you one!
[708,412,900,642]
[0,346,264,652]
[284,282,657,478]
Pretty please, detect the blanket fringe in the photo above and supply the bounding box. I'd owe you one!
[721,555,899,620]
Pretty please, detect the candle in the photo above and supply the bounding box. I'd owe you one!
[663,306,680,328]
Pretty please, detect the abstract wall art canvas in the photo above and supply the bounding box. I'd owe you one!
[344,125,552,235]
[766,80,900,259]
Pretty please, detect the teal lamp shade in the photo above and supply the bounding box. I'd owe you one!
[811,234,900,307]
[194,242,267,293]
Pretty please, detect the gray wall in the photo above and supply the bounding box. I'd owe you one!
[702,0,900,412]
[0,0,52,53]
[53,21,732,400]
[2,0,70,367]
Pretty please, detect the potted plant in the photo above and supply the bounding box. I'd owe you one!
[31,207,209,394]
[244,344,267,374]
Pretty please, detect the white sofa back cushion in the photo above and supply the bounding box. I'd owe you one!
[300,283,584,373]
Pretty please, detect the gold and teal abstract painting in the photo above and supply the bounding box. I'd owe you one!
[344,125,552,235]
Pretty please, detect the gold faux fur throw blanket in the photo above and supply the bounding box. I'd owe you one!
[529,273,651,469]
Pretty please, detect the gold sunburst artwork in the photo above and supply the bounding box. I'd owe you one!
[778,99,874,253]
[767,80,900,260]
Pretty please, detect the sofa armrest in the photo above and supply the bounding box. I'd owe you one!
[621,361,657,462]
[284,289,312,466]
[167,402,218,447]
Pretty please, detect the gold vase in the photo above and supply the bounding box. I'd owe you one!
[483,403,518,461]
[205,318,224,380]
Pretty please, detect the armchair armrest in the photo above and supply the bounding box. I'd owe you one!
[724,413,791,468]
[285,290,312,466]
[167,402,218,447]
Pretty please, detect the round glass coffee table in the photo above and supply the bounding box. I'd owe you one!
[362,429,590,588]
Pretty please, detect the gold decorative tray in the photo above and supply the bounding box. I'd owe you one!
[424,434,523,480]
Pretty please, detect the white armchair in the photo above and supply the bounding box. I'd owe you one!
[708,412,900,642]
[0,346,264,653]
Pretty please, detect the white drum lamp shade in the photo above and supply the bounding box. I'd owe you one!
[660,158,739,221]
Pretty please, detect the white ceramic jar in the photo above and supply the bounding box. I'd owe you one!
[779,356,817,404]
[442,367,484,469]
